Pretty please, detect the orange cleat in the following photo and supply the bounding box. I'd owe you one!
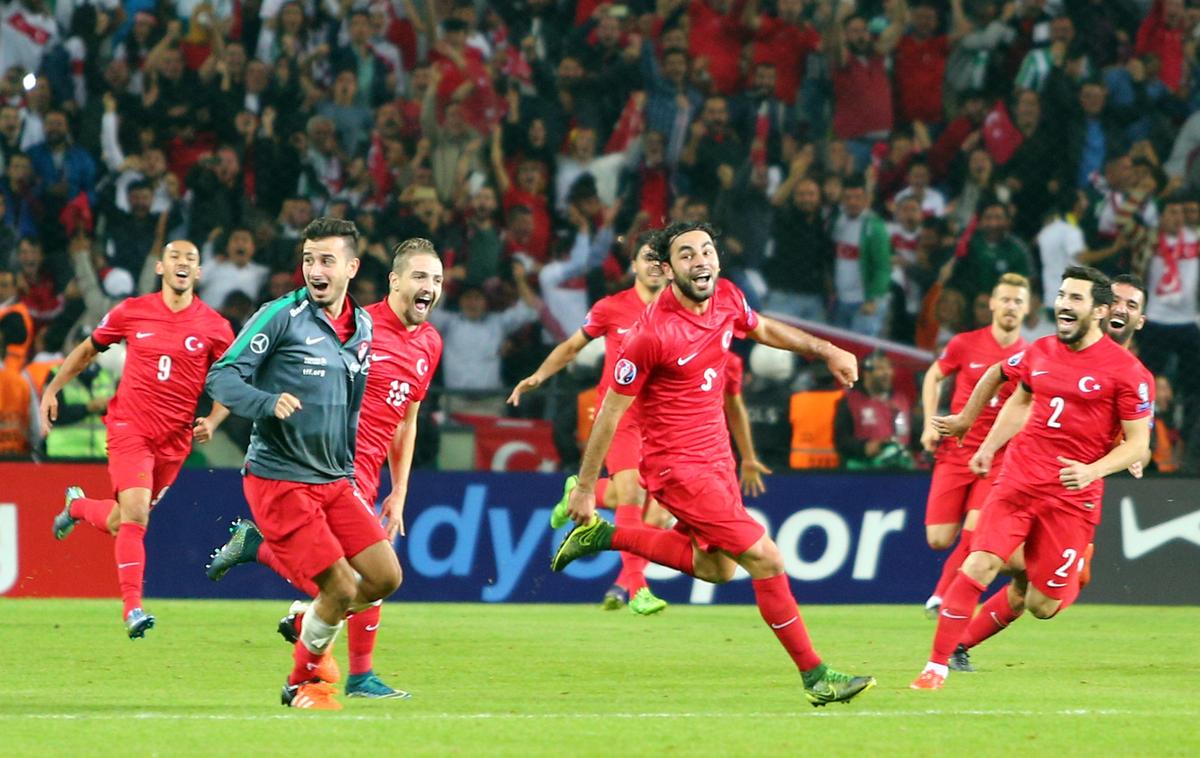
[282,681,343,710]
[1079,543,1095,588]
[313,652,341,684]
[910,670,946,690]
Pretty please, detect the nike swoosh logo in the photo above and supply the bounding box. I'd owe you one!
[117,562,141,569]
[306,336,326,345]
[677,352,700,365]
[940,610,969,620]
[369,354,390,362]
[969,362,986,368]
[364,623,380,632]
[1046,579,1068,588]
[989,611,1008,628]
[1121,496,1200,559]
[305,662,318,671]
[770,617,798,630]
[1032,370,1050,376]
[617,328,630,334]
[136,332,154,339]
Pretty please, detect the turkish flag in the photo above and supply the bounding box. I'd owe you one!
[453,414,561,472]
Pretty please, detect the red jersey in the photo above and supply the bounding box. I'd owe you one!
[750,18,821,104]
[935,326,1026,459]
[354,300,443,502]
[997,335,1153,521]
[612,279,758,485]
[91,293,234,449]
[724,351,744,396]
[581,286,652,401]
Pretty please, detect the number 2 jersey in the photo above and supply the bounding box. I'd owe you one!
[90,293,234,452]
[996,334,1153,521]
[353,300,443,503]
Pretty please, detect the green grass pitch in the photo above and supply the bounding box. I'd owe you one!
[4,599,1198,756]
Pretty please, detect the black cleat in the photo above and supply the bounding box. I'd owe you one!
[949,644,975,673]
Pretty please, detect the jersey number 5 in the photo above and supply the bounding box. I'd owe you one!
[157,355,172,382]
[700,367,718,392]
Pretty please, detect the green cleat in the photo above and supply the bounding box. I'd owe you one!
[602,584,628,610]
[549,475,578,530]
[346,671,412,699]
[205,519,264,581]
[804,667,876,707]
[629,587,667,616]
[53,486,86,541]
[549,515,613,572]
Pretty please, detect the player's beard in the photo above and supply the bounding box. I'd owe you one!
[672,268,716,303]
[403,291,437,326]
[1105,315,1136,348]
[1056,309,1091,345]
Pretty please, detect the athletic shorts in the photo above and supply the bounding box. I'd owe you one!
[605,409,643,476]
[243,471,387,584]
[972,483,1094,607]
[925,457,996,526]
[647,461,764,556]
[106,432,188,506]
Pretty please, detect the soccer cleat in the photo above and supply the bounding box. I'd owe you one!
[278,600,308,644]
[205,519,264,581]
[910,669,946,690]
[549,475,578,530]
[949,644,975,673]
[124,608,156,639]
[549,515,613,572]
[53,486,85,540]
[312,653,341,685]
[804,668,876,707]
[282,680,343,710]
[628,587,667,616]
[1079,542,1095,588]
[923,595,941,620]
[602,584,628,610]
[346,671,412,699]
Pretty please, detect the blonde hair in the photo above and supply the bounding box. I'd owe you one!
[994,273,1030,293]
[392,238,439,274]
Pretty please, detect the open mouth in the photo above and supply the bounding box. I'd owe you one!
[692,271,713,287]
[413,293,433,314]
[173,267,190,284]
[310,280,331,297]
[1056,311,1078,329]
[1109,315,1127,330]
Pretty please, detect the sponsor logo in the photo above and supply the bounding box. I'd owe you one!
[303,356,327,366]
[1078,376,1101,393]
[117,562,141,569]
[364,623,380,632]
[290,301,309,317]
[305,335,326,345]
[1047,579,1068,588]
[769,617,798,630]
[1032,369,1050,376]
[969,362,986,369]
[135,331,154,339]
[677,351,700,366]
[940,609,969,620]
[184,336,204,352]
[370,353,390,363]
[1007,351,1024,367]
[1121,497,1200,559]
[614,359,637,386]
[616,327,630,335]
[250,334,270,354]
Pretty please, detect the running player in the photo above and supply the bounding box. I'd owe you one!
[47,240,234,639]
[912,266,1152,689]
[549,221,875,706]
[918,274,1030,618]
[943,273,1153,671]
[206,238,443,699]
[508,234,671,614]
[207,218,400,710]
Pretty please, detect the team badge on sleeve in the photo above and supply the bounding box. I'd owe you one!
[614,358,638,386]
[1006,351,1024,367]
[1137,381,1151,413]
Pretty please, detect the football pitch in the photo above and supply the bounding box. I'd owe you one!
[4,600,1198,757]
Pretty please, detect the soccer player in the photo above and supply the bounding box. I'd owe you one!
[206,218,401,710]
[46,240,234,639]
[912,266,1152,690]
[206,238,444,699]
[549,221,876,706]
[508,235,672,614]
[944,273,1153,670]
[918,274,1030,618]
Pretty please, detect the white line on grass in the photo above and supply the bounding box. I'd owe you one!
[3,709,1190,722]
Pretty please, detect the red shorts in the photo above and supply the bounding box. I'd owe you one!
[605,410,643,475]
[925,457,995,525]
[106,432,188,505]
[972,483,1094,607]
[243,472,387,584]
[648,462,764,556]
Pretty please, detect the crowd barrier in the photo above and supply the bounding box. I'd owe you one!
[3,464,1195,605]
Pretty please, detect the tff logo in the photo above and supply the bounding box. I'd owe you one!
[614,359,638,386]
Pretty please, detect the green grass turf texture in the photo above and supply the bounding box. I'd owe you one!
[3,599,1197,757]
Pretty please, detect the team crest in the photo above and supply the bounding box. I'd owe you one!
[1007,351,1024,367]
[614,359,637,386]
[358,342,370,362]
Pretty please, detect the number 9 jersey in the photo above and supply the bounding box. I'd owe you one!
[353,299,443,504]
[91,293,234,453]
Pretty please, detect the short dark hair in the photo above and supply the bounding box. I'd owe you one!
[128,179,154,194]
[1111,273,1148,304]
[843,174,867,192]
[651,221,718,263]
[302,217,359,257]
[1062,265,1113,307]
[634,230,659,255]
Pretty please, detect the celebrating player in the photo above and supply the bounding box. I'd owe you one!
[206,218,400,710]
[47,240,234,639]
[918,274,1030,618]
[944,273,1153,670]
[206,238,443,699]
[548,221,875,707]
[912,267,1152,690]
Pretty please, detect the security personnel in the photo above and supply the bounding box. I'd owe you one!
[0,269,33,371]
[44,359,115,459]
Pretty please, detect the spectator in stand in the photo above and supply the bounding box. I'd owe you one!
[1002,89,1062,240]
[15,236,64,328]
[686,0,752,97]
[0,0,58,77]
[100,179,168,279]
[893,1,966,128]
[332,10,393,108]
[554,125,636,212]
[491,125,552,264]
[317,70,375,158]
[949,146,1007,231]
[1,153,40,239]
[1135,0,1187,94]
[894,158,948,218]
[27,109,97,209]
[1035,191,1088,307]
[766,171,831,322]
[200,228,268,309]
[888,195,925,343]
[187,146,242,244]
[944,0,1014,106]
[1014,15,1080,93]
[830,174,892,336]
[746,0,822,107]
[834,351,917,470]
[947,199,1031,305]
[928,89,987,183]
[680,95,745,206]
[640,43,702,167]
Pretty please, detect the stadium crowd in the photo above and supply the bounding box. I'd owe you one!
[0,0,1198,472]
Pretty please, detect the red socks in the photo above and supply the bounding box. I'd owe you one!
[71,497,116,533]
[115,522,147,617]
[932,529,973,599]
[594,477,610,509]
[930,571,987,664]
[611,524,695,576]
[288,639,325,686]
[614,504,651,593]
[961,586,1021,650]
[347,604,381,676]
[256,543,319,597]
[752,574,822,671]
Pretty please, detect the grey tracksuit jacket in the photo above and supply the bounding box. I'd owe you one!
[206,288,372,483]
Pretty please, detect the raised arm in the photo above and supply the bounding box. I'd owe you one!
[747,314,858,387]
[507,330,592,406]
[876,0,907,56]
